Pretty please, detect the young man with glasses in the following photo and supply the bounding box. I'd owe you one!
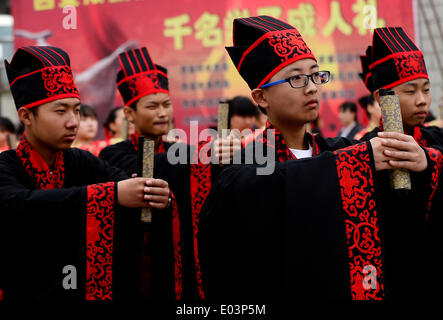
[199,16,439,301]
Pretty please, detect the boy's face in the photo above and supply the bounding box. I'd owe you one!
[20,98,81,151]
[77,115,98,142]
[254,58,321,128]
[338,109,355,127]
[391,78,431,128]
[125,92,172,137]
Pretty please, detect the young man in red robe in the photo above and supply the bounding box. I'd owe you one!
[100,47,240,300]
[0,46,170,300]
[199,17,441,301]
[359,27,442,297]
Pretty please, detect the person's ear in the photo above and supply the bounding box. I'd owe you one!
[18,108,32,127]
[373,90,380,104]
[123,106,135,124]
[251,88,270,113]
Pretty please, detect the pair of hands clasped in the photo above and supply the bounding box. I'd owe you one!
[117,175,170,209]
[370,131,428,172]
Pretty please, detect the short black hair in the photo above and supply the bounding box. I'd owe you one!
[79,104,97,119]
[357,94,375,118]
[0,117,15,133]
[228,96,259,120]
[339,101,358,121]
[339,101,357,113]
[104,106,123,132]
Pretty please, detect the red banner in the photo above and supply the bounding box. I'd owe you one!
[11,0,415,137]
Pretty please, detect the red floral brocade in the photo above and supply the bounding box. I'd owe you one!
[16,136,64,190]
[333,142,385,300]
[86,182,116,300]
[16,136,117,300]
[130,132,166,153]
[190,138,213,300]
[255,121,320,162]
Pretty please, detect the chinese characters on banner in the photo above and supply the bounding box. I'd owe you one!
[13,0,414,137]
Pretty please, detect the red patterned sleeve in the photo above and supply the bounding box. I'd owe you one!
[189,138,213,300]
[422,147,443,221]
[85,182,116,300]
[170,192,183,300]
[333,141,385,300]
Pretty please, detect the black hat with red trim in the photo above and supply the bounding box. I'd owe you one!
[117,47,169,106]
[359,46,376,92]
[226,16,317,90]
[5,46,80,111]
[367,27,428,91]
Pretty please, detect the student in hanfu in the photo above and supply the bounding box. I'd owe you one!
[358,27,443,298]
[0,46,170,300]
[99,47,241,300]
[198,16,441,301]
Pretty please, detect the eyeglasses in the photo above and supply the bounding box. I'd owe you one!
[260,71,331,89]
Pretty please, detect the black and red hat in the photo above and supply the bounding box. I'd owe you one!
[359,46,376,92]
[5,46,80,111]
[364,27,428,91]
[117,47,169,106]
[226,16,316,89]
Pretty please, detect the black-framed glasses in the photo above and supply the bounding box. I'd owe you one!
[260,71,331,89]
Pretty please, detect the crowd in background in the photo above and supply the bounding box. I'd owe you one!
[1,92,442,156]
